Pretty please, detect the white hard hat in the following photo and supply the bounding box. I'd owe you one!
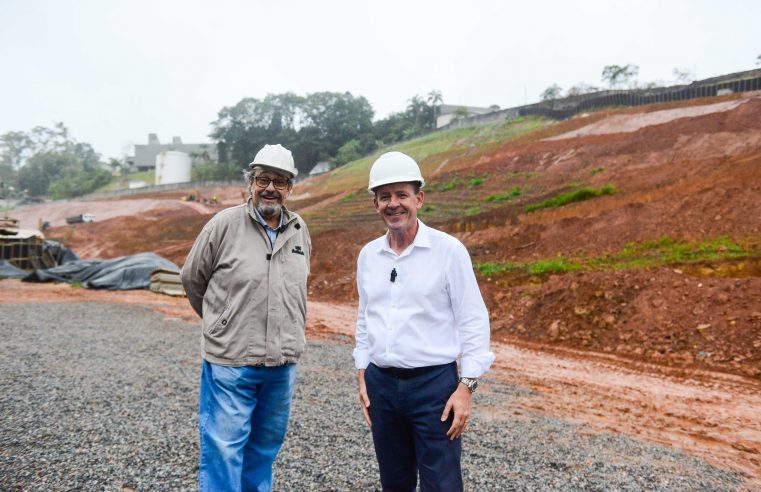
[249,144,298,178]
[367,151,425,193]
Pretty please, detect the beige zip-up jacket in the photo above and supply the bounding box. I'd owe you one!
[181,200,311,366]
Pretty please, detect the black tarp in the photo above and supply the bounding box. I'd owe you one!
[0,260,27,279]
[23,252,179,290]
[43,240,80,265]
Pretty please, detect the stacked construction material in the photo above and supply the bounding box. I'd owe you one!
[150,268,185,296]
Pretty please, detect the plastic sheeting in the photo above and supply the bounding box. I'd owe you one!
[0,260,27,279]
[43,240,80,265]
[22,252,180,290]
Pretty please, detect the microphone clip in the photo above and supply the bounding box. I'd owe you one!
[390,268,397,283]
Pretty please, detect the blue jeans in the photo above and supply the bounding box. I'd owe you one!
[365,362,463,492]
[198,360,297,492]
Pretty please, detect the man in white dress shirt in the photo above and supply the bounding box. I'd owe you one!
[353,151,495,491]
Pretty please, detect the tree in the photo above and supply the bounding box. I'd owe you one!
[0,131,33,170]
[334,139,363,167]
[302,91,375,160]
[17,152,77,196]
[191,161,244,181]
[601,64,639,88]
[540,84,563,101]
[210,91,374,175]
[427,90,443,128]
[210,94,305,172]
[1,123,108,197]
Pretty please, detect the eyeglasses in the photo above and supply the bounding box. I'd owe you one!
[254,176,289,190]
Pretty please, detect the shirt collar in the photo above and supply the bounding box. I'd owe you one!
[252,204,286,231]
[378,219,431,255]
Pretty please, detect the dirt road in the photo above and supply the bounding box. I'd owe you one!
[2,280,759,488]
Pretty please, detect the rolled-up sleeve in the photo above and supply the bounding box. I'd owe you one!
[447,242,495,377]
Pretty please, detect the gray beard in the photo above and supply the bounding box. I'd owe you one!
[256,201,282,218]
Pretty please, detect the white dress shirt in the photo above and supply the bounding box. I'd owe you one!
[353,220,495,378]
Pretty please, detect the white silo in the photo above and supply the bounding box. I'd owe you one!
[155,151,192,185]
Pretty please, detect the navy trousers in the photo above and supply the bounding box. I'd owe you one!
[365,362,463,492]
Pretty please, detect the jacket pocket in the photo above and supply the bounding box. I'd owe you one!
[206,301,232,336]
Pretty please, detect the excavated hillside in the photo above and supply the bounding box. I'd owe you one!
[42,92,761,380]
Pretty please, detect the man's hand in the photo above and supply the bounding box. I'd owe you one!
[441,383,472,440]
[358,369,372,428]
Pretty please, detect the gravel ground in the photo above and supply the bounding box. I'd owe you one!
[0,302,748,491]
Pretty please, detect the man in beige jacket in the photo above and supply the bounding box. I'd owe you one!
[181,144,311,492]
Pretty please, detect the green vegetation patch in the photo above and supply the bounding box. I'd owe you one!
[486,186,522,202]
[605,235,751,269]
[475,236,760,279]
[340,191,358,203]
[476,257,581,276]
[526,184,615,212]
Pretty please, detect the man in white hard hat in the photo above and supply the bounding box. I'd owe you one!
[181,144,311,492]
[354,151,494,491]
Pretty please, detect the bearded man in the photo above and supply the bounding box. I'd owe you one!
[181,144,311,492]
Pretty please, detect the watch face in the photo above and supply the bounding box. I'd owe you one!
[460,377,477,392]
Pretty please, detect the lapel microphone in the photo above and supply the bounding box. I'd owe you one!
[390,268,397,283]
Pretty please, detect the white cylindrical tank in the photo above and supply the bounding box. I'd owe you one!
[155,151,192,185]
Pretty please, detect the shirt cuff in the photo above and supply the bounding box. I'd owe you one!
[460,351,496,378]
[352,348,370,370]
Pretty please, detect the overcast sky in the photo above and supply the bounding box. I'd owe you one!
[1,0,758,159]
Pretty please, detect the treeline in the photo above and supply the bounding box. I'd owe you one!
[208,90,441,177]
[0,123,116,199]
[0,91,442,198]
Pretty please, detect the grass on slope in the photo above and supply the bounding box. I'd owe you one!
[526,184,616,212]
[475,235,761,277]
[94,171,155,193]
[321,116,551,194]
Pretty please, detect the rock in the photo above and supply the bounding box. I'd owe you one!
[574,306,589,316]
[696,323,711,333]
[651,298,664,308]
[548,320,561,339]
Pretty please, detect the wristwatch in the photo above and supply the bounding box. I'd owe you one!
[458,377,478,393]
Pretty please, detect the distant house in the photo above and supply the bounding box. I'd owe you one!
[128,134,219,172]
[436,104,495,128]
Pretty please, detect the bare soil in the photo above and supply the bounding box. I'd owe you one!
[5,92,761,485]
[3,281,759,488]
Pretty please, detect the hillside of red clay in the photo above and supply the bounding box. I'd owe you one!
[4,92,761,486]
[14,93,761,383]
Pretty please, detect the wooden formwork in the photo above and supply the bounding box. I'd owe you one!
[0,216,56,271]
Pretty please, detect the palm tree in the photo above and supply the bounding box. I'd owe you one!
[427,90,443,128]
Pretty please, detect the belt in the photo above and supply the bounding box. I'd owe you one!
[372,361,455,380]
